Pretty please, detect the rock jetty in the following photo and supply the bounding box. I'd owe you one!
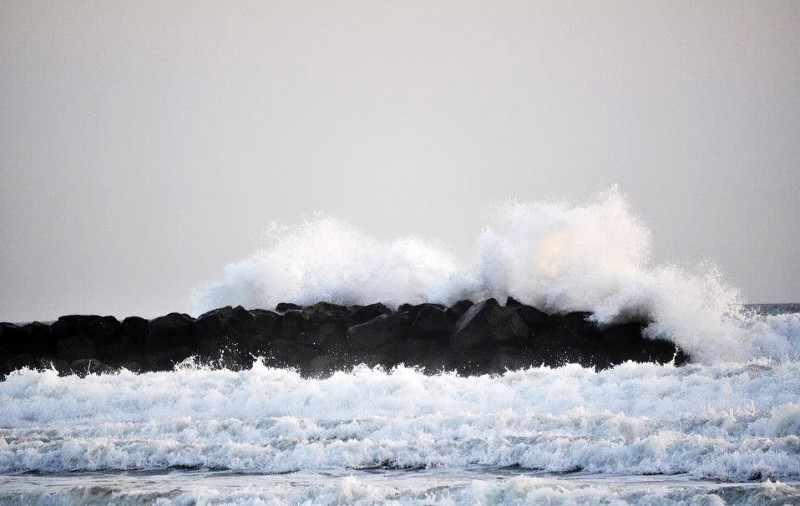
[0,298,688,378]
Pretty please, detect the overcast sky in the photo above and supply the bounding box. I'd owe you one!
[1,0,798,321]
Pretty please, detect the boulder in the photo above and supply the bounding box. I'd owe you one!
[37,357,71,376]
[57,336,97,363]
[276,302,301,313]
[446,300,474,321]
[513,304,551,332]
[7,353,37,372]
[349,303,392,326]
[88,316,121,339]
[71,358,113,377]
[348,314,410,351]
[250,310,279,337]
[450,299,528,349]
[121,316,151,342]
[147,313,195,347]
[410,304,452,338]
[0,323,28,355]
[302,302,349,325]
[194,306,234,337]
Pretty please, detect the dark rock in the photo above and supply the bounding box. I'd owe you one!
[194,306,234,336]
[307,355,341,377]
[505,296,523,307]
[450,299,527,349]
[629,337,686,366]
[348,314,410,351]
[600,321,646,345]
[276,302,302,313]
[490,349,532,372]
[535,325,600,368]
[228,306,255,330]
[7,354,37,372]
[57,336,97,363]
[0,323,28,354]
[250,310,279,337]
[0,347,9,376]
[52,315,100,339]
[71,358,113,377]
[446,300,474,321]
[96,334,140,367]
[38,357,71,376]
[17,322,56,356]
[88,316,121,339]
[120,361,142,373]
[0,298,689,379]
[411,304,453,338]
[514,304,551,332]
[403,303,446,319]
[121,316,151,342]
[142,346,193,371]
[280,310,305,341]
[303,302,349,325]
[267,339,317,370]
[394,338,453,372]
[148,313,195,347]
[349,303,392,326]
[397,303,414,314]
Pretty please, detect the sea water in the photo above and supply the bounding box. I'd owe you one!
[1,192,799,505]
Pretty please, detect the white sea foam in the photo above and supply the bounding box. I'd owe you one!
[192,190,799,363]
[1,472,797,505]
[2,360,799,480]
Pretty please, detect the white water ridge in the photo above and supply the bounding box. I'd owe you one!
[2,360,800,481]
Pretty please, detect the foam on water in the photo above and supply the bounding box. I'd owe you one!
[1,472,798,505]
[191,190,800,364]
[2,360,800,480]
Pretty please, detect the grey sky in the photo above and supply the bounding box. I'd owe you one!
[1,0,798,321]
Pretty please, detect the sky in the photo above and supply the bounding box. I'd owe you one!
[1,0,799,321]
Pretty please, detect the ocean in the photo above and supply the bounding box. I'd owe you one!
[1,303,799,504]
[1,194,799,504]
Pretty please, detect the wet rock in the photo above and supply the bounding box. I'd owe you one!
[446,300,474,321]
[250,310,279,337]
[7,353,37,372]
[88,316,121,339]
[410,304,452,338]
[148,313,195,348]
[349,303,392,326]
[71,358,113,377]
[513,304,551,333]
[303,302,349,325]
[194,306,234,336]
[37,357,71,376]
[348,314,410,351]
[121,316,151,342]
[0,298,689,378]
[57,336,97,363]
[0,323,28,355]
[450,299,528,349]
[276,302,302,313]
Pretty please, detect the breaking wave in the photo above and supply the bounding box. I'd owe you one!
[192,190,799,363]
[2,360,800,481]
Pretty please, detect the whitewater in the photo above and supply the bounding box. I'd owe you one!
[1,191,799,504]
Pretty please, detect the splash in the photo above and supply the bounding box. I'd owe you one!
[192,190,798,363]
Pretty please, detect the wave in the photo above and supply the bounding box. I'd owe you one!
[2,473,797,506]
[2,360,800,480]
[192,190,800,363]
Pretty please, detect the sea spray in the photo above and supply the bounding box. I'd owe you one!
[192,190,799,363]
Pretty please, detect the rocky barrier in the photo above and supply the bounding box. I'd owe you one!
[0,298,688,379]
